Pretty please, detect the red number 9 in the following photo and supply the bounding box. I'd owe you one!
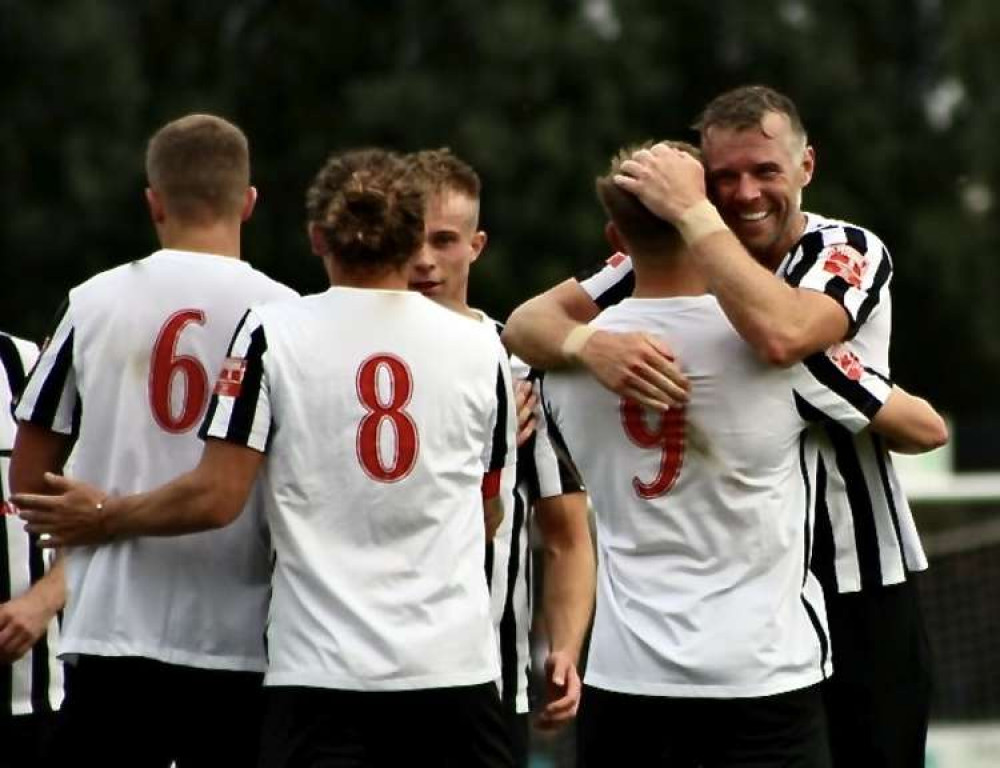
[620,399,686,499]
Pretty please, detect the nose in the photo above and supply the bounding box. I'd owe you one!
[411,243,435,272]
[734,174,760,203]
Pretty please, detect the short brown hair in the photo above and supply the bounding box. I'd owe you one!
[145,114,250,224]
[305,148,424,275]
[408,148,481,200]
[693,85,807,150]
[594,140,701,254]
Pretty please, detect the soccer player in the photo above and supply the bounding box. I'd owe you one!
[10,114,297,767]
[539,141,945,767]
[503,85,939,768]
[405,148,594,763]
[17,148,518,768]
[1,332,63,767]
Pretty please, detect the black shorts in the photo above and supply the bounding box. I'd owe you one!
[46,654,265,768]
[259,683,513,768]
[0,711,60,768]
[822,576,932,768]
[577,683,830,768]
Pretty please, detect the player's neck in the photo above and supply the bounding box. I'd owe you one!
[435,297,479,320]
[157,220,242,260]
[630,250,708,299]
[326,261,409,292]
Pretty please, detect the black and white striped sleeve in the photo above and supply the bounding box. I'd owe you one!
[199,310,272,453]
[519,367,583,503]
[483,340,517,477]
[782,224,892,337]
[15,303,79,435]
[578,253,635,310]
[793,343,892,431]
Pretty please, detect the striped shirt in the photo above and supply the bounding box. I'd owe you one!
[542,295,890,697]
[579,212,922,593]
[1,332,63,716]
[483,317,584,714]
[201,289,517,691]
[16,249,297,671]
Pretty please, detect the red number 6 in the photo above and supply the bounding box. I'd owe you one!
[148,309,208,433]
[620,399,686,499]
[356,354,419,483]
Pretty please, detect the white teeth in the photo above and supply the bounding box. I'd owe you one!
[740,211,768,221]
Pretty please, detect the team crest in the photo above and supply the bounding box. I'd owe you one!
[821,245,866,288]
[827,344,864,381]
[215,356,247,397]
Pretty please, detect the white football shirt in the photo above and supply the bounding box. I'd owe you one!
[202,288,517,691]
[543,295,890,698]
[16,249,297,671]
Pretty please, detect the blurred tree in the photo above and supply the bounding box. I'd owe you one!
[0,0,995,414]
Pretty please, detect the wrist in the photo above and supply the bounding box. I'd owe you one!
[560,324,596,364]
[677,199,728,245]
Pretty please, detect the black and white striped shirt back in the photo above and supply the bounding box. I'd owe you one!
[1,332,63,716]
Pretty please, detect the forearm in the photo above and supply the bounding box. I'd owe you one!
[23,554,66,619]
[105,467,241,538]
[691,230,847,365]
[538,495,595,661]
[873,386,949,454]
[502,280,601,369]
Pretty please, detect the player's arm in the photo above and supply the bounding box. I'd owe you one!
[17,439,263,546]
[503,277,689,410]
[0,555,65,663]
[686,229,847,365]
[535,490,594,730]
[870,386,948,454]
[795,346,947,454]
[615,143,851,366]
[9,422,74,496]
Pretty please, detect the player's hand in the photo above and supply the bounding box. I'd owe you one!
[614,143,708,223]
[0,593,52,663]
[536,649,581,730]
[14,472,113,548]
[578,330,689,410]
[515,379,538,447]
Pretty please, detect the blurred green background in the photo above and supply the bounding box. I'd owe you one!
[2,0,998,427]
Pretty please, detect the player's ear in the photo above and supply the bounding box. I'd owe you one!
[145,188,166,224]
[241,186,258,222]
[604,221,627,254]
[799,146,815,189]
[307,222,329,258]
[470,230,487,262]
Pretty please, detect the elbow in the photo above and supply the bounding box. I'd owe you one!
[922,414,950,452]
[757,335,802,368]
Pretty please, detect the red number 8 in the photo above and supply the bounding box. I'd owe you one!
[356,354,419,483]
[620,399,686,499]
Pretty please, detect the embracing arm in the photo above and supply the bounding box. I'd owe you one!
[16,439,264,547]
[687,230,848,365]
[503,280,688,409]
[615,143,850,366]
[871,386,949,454]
